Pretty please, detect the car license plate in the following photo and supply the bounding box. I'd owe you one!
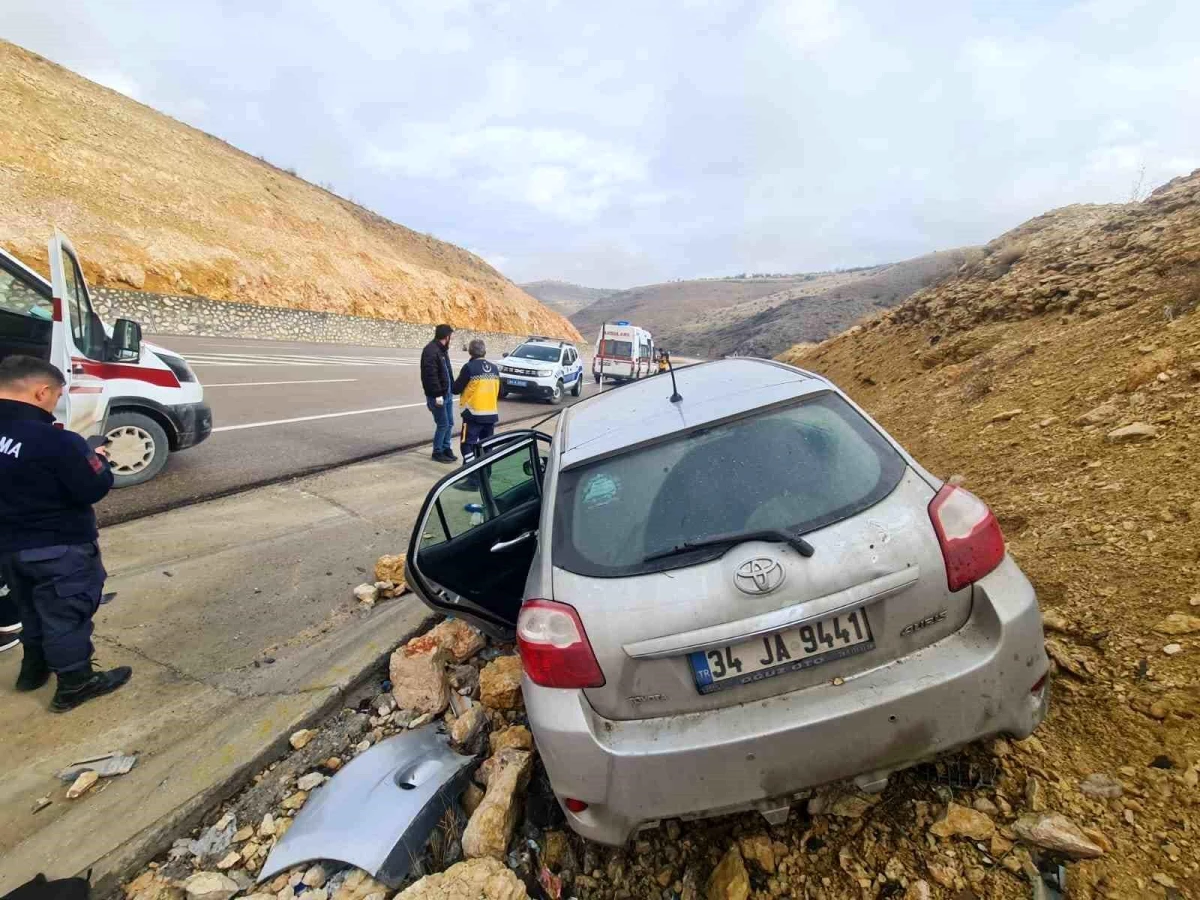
[506,379,528,388]
[688,608,875,694]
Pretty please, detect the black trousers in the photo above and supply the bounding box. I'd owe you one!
[0,542,107,672]
[459,418,496,463]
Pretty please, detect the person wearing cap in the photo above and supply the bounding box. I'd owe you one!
[420,324,457,463]
[452,338,500,463]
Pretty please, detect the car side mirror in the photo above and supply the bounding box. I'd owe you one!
[109,318,142,362]
[522,460,534,477]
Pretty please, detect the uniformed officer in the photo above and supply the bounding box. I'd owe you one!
[0,355,131,712]
[451,338,500,463]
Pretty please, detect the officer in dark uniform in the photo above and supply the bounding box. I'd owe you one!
[0,355,131,712]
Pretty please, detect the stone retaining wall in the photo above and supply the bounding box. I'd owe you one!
[91,287,590,354]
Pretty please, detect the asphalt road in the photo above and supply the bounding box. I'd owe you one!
[97,335,600,524]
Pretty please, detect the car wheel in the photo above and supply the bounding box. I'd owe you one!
[498,390,508,400]
[105,411,170,487]
[549,379,564,404]
[571,377,581,397]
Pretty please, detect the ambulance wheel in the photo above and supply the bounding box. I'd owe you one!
[105,411,170,487]
[549,379,564,405]
[571,377,581,397]
[594,374,601,384]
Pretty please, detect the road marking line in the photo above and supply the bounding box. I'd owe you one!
[205,378,361,387]
[212,403,428,433]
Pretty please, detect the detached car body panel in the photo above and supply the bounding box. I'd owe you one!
[405,358,1049,845]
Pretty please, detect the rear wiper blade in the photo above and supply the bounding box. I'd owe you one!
[643,528,815,563]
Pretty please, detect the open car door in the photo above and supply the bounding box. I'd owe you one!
[48,231,108,437]
[406,432,551,638]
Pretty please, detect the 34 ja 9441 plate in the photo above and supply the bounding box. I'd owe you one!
[688,607,875,695]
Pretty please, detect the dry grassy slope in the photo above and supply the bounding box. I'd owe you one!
[779,170,1200,897]
[0,41,580,340]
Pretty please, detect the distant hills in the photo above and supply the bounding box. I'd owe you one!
[565,249,976,358]
[519,280,619,316]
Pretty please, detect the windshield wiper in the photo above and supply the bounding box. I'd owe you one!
[643,528,815,563]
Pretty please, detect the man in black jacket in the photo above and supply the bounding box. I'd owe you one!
[0,355,131,712]
[420,324,457,463]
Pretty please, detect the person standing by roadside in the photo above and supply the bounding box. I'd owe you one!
[420,324,457,463]
[452,338,500,463]
[0,355,131,712]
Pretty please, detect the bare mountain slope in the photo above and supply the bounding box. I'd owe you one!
[570,250,972,357]
[0,41,579,340]
[777,170,1200,897]
[519,280,617,316]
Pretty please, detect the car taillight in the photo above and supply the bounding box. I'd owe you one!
[564,797,589,813]
[517,599,605,689]
[928,484,1006,592]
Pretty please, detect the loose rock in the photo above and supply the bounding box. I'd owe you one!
[489,725,534,755]
[66,770,99,799]
[124,872,184,900]
[462,749,533,860]
[374,554,407,587]
[396,857,528,899]
[426,619,486,663]
[289,729,315,750]
[449,705,489,746]
[353,584,379,605]
[929,802,995,841]
[389,643,450,715]
[479,656,524,710]
[296,772,327,791]
[1154,613,1200,635]
[1013,812,1105,859]
[1079,773,1124,799]
[738,833,775,873]
[182,873,239,900]
[706,846,750,900]
[331,870,391,900]
[1106,422,1158,442]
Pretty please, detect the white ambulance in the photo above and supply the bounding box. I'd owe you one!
[0,232,212,487]
[592,321,654,383]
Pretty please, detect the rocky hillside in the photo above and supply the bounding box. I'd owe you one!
[570,250,973,358]
[779,169,1200,897]
[519,280,618,316]
[0,41,579,340]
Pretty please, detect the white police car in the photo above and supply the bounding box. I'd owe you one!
[497,337,583,404]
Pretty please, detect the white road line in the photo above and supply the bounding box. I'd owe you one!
[212,403,427,433]
[204,378,360,388]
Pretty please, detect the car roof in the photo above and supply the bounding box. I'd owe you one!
[558,358,831,468]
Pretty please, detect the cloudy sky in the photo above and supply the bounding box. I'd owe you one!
[5,0,1198,287]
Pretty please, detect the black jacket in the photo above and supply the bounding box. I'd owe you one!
[0,399,114,552]
[420,340,452,398]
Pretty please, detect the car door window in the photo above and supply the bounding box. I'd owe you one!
[59,249,101,359]
[420,443,539,549]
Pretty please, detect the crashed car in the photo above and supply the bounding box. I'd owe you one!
[405,358,1050,846]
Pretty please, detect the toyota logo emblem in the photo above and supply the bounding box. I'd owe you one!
[735,557,785,594]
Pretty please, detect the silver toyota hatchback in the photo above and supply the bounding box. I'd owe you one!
[406,358,1049,846]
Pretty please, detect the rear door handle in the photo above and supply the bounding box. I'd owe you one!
[491,531,535,552]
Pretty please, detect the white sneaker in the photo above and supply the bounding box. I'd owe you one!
[0,622,20,653]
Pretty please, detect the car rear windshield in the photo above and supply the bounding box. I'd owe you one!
[511,344,561,362]
[552,392,907,576]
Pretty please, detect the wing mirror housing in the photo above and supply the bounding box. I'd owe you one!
[109,318,142,362]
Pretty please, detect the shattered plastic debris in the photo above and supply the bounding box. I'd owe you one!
[57,751,138,781]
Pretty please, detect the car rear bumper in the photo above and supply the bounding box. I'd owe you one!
[170,401,213,449]
[526,554,1048,845]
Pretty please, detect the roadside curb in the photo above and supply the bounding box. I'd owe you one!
[89,604,438,899]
